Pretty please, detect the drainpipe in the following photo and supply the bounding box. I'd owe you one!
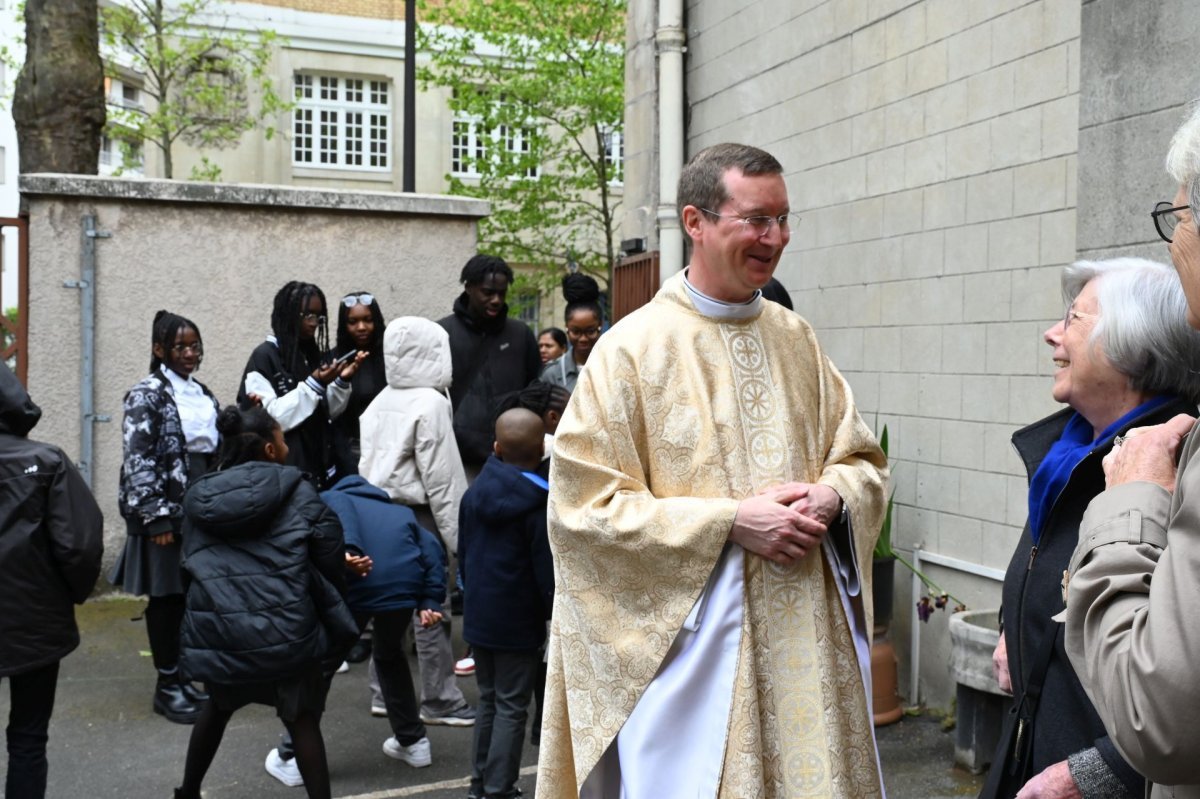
[66,214,111,488]
[656,0,685,282]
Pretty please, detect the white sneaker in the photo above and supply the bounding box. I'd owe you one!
[336,660,350,674]
[383,735,432,767]
[454,656,476,676]
[265,747,304,787]
[370,702,387,717]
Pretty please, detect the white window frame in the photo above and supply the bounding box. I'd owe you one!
[602,126,623,186]
[450,100,540,180]
[100,76,144,176]
[292,73,392,172]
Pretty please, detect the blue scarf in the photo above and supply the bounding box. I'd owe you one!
[1027,395,1173,544]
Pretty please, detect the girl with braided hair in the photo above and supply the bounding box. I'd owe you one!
[541,273,604,392]
[237,281,367,490]
[114,310,219,724]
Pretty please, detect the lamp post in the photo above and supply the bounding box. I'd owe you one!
[403,0,416,192]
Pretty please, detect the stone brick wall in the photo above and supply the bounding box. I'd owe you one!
[680,0,1081,706]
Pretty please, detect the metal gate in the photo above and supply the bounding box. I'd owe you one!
[0,215,29,384]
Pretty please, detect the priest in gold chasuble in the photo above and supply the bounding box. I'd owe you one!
[536,144,889,799]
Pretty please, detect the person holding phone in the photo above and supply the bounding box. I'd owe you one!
[237,281,366,490]
[330,291,386,476]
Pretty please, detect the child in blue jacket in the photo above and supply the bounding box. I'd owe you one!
[459,408,555,799]
[320,475,446,770]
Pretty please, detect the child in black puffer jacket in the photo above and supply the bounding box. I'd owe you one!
[174,405,357,799]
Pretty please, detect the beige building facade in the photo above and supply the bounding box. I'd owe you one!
[101,0,622,328]
[625,0,1195,707]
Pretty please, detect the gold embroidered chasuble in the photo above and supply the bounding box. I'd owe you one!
[538,274,889,798]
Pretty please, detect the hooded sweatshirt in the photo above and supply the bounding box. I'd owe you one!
[438,294,542,467]
[320,475,446,614]
[179,461,347,684]
[0,363,104,678]
[459,454,554,651]
[358,317,468,553]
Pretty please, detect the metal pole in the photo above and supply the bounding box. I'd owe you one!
[403,0,416,192]
[67,215,111,487]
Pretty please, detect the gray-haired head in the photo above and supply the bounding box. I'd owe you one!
[676,143,783,231]
[1167,103,1200,230]
[1064,257,1200,404]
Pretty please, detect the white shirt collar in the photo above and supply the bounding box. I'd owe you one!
[682,268,764,320]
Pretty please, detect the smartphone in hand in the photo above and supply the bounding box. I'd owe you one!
[328,349,358,368]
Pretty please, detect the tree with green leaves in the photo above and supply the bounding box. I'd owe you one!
[418,0,625,291]
[100,0,289,179]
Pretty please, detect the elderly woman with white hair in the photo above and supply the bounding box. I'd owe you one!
[985,257,1200,799]
[1063,105,1200,799]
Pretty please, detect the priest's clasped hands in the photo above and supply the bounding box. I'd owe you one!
[730,482,843,566]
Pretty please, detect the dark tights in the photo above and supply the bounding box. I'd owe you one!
[145,594,184,671]
[178,702,330,799]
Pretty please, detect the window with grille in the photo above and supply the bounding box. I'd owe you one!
[603,127,624,185]
[293,73,391,171]
[450,102,539,179]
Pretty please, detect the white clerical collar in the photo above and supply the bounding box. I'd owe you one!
[682,268,763,320]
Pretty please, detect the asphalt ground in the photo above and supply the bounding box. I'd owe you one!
[0,597,984,798]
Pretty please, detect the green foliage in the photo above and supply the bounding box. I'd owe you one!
[100,0,291,178]
[871,424,967,618]
[418,0,625,288]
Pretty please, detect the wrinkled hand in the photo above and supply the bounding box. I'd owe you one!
[339,350,369,380]
[150,531,175,546]
[345,553,373,577]
[993,634,1012,694]
[418,609,443,628]
[730,483,828,565]
[1016,760,1081,799]
[1103,415,1196,491]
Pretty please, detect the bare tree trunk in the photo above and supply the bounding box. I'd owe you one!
[13,0,106,174]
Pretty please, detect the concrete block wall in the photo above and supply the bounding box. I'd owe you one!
[683,0,1081,706]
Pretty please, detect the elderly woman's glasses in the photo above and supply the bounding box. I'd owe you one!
[1152,201,1190,243]
[1062,305,1096,330]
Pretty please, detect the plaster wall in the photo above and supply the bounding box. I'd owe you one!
[20,174,486,579]
[624,0,1086,708]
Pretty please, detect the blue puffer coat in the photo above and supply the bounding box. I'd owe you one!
[179,461,347,684]
[320,475,445,615]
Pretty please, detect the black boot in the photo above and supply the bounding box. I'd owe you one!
[154,667,201,724]
[180,681,209,704]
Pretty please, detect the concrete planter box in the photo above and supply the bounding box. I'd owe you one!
[949,609,1008,774]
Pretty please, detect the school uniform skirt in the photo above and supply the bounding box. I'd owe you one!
[110,452,214,597]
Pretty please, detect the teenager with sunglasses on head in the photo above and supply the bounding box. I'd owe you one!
[113,310,218,725]
[237,281,367,491]
[329,291,387,476]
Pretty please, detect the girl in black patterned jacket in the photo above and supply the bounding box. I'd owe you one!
[112,311,218,725]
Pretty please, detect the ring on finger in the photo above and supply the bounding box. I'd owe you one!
[1113,435,1125,448]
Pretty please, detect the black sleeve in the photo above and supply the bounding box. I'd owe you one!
[522,325,542,387]
[46,453,104,603]
[296,482,347,595]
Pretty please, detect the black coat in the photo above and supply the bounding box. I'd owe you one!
[438,295,542,467]
[0,364,104,678]
[179,461,347,684]
[1000,398,1197,795]
[459,455,554,651]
